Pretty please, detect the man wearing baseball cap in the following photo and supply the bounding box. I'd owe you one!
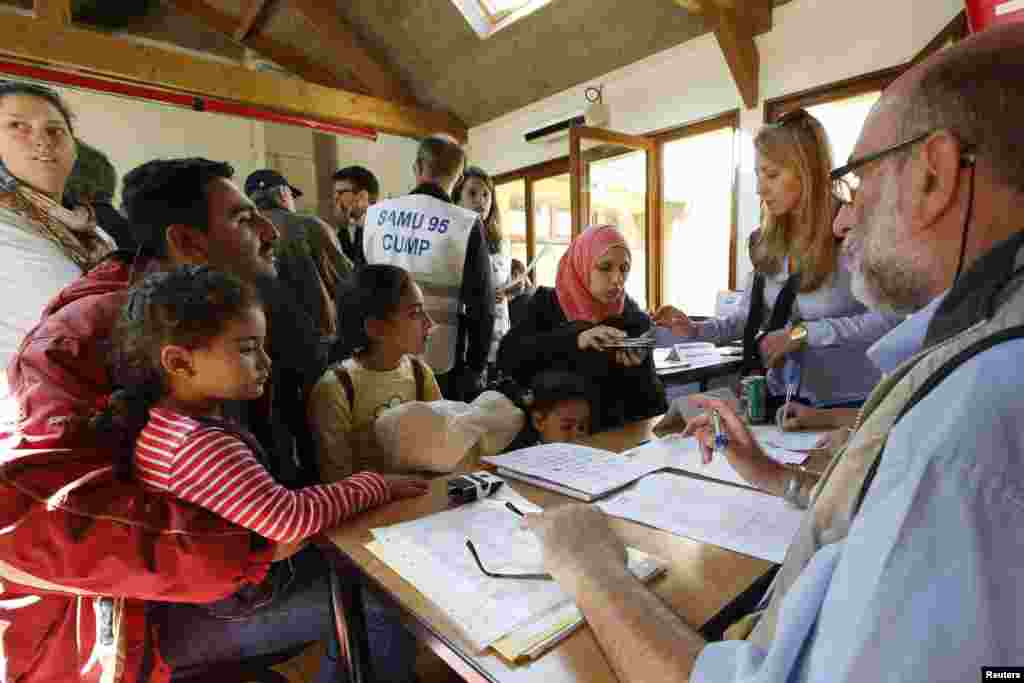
[244,169,353,344]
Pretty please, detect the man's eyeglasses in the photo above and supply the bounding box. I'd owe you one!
[465,501,553,581]
[830,130,976,197]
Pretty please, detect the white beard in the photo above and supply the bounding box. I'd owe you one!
[847,177,924,316]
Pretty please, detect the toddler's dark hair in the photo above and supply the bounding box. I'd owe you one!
[92,265,261,477]
[529,371,592,416]
[334,264,414,358]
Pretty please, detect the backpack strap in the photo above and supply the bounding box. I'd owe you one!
[411,356,427,402]
[854,324,1024,515]
[333,365,356,413]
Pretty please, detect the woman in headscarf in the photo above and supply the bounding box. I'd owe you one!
[498,224,666,432]
[0,81,115,370]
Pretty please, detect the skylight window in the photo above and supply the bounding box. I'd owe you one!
[451,0,555,39]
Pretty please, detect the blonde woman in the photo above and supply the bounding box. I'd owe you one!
[656,109,899,410]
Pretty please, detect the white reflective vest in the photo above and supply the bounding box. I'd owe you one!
[364,194,475,374]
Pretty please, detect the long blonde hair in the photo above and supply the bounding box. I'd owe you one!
[752,110,838,292]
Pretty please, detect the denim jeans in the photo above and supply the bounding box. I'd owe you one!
[151,546,416,682]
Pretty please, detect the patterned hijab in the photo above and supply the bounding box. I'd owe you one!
[0,158,113,273]
[555,224,629,323]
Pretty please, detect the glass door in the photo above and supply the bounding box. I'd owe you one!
[570,127,658,309]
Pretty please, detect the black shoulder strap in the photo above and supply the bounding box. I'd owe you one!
[411,356,426,402]
[333,365,356,411]
[742,274,768,373]
[767,272,802,332]
[854,324,1024,514]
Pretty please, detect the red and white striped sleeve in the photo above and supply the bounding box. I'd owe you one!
[165,429,391,543]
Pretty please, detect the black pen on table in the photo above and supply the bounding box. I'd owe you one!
[506,501,525,517]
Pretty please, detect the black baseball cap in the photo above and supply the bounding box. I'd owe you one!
[244,169,303,198]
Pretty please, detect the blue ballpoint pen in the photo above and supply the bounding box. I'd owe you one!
[711,410,729,458]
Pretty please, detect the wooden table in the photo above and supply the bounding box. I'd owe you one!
[327,418,774,683]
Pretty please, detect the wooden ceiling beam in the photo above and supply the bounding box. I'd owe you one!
[287,0,414,105]
[677,0,772,36]
[34,0,70,25]
[169,0,365,94]
[0,11,467,142]
[691,0,765,108]
[234,0,269,41]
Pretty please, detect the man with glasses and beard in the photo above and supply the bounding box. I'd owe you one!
[524,23,1024,683]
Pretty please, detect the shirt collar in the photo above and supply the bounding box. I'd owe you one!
[410,183,452,203]
[925,229,1024,346]
[867,291,949,374]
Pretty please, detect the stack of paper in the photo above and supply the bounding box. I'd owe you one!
[366,485,665,658]
[491,548,664,662]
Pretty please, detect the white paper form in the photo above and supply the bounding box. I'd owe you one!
[369,487,569,652]
[750,425,829,451]
[598,473,805,563]
[625,435,807,490]
[483,443,664,498]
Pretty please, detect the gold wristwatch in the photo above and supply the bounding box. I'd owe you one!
[789,322,809,348]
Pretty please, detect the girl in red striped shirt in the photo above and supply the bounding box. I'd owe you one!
[95,265,427,546]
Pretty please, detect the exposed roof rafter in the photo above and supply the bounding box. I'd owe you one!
[169,0,365,94]
[34,0,70,25]
[678,0,770,109]
[287,0,415,105]
[0,10,467,141]
[234,0,269,40]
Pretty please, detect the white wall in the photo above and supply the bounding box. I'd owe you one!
[58,87,266,205]
[48,85,419,222]
[467,0,963,285]
[334,134,419,200]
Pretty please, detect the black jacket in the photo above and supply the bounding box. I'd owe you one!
[497,287,666,432]
[409,184,495,384]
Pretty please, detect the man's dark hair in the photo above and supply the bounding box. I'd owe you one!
[332,165,380,198]
[0,81,75,135]
[416,135,465,185]
[898,34,1024,194]
[122,158,234,259]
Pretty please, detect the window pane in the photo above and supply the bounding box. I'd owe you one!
[587,148,647,309]
[495,179,527,269]
[806,91,882,169]
[662,126,735,317]
[533,174,571,288]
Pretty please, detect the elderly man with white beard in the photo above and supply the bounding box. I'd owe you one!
[524,21,1024,683]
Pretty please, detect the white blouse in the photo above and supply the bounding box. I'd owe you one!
[0,207,84,371]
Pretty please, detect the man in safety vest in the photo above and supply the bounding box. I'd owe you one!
[364,135,495,400]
